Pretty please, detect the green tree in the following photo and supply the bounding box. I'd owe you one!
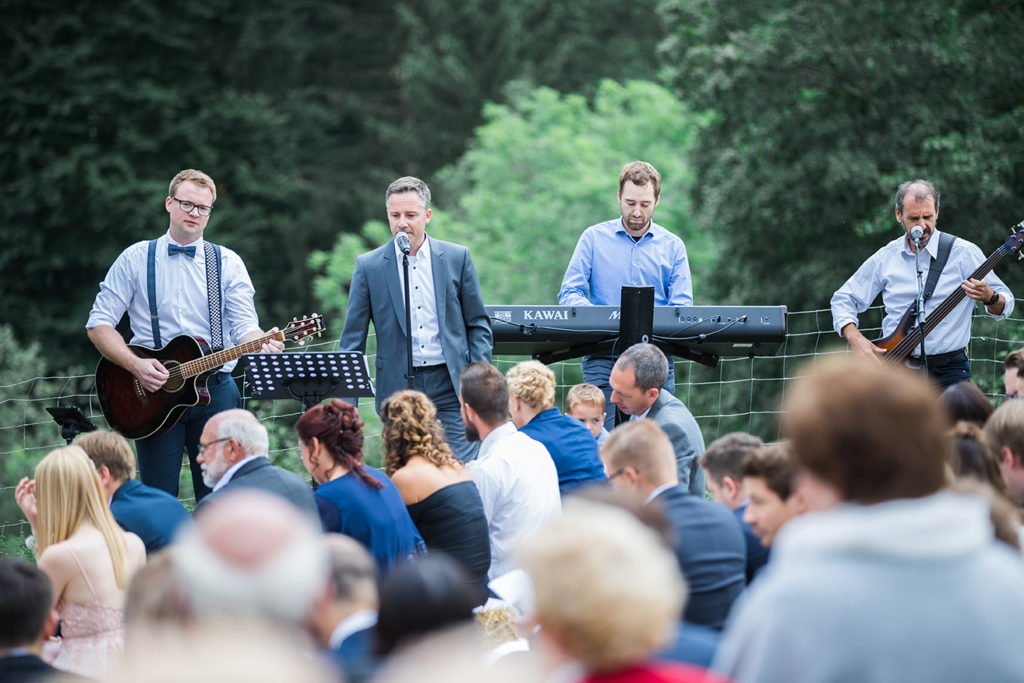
[659,0,1024,311]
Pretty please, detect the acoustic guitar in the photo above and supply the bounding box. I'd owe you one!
[874,224,1024,363]
[95,314,324,439]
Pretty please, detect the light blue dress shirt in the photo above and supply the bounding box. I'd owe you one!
[558,218,693,307]
[86,232,261,371]
[830,230,1014,355]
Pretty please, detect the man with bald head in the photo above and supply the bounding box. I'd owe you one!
[194,409,316,519]
[171,489,328,629]
[831,178,1014,387]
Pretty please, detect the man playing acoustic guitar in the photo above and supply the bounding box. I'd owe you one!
[86,169,283,501]
[831,179,1014,388]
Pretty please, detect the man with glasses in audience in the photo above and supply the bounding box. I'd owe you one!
[87,169,283,502]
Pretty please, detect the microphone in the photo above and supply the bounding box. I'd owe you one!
[910,225,924,246]
[395,232,411,255]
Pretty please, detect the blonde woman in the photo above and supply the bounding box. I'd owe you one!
[15,446,146,678]
[381,390,491,604]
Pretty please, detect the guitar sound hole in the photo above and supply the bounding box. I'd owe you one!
[163,361,185,392]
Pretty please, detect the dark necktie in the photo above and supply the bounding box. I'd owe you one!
[168,244,197,258]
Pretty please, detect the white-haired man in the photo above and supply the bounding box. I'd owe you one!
[194,409,316,519]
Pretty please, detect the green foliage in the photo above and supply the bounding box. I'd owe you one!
[659,0,1024,310]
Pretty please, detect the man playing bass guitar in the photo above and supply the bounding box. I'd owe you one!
[831,179,1014,388]
[86,169,283,501]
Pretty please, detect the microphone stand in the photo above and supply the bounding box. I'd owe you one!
[401,246,415,390]
[913,234,929,376]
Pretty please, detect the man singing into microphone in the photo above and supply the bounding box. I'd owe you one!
[831,178,1014,387]
[339,176,492,461]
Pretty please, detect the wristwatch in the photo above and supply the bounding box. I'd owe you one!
[987,292,1000,306]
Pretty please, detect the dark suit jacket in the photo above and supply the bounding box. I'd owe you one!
[327,626,378,683]
[110,479,190,554]
[339,236,492,412]
[196,457,318,521]
[652,486,746,630]
[647,389,706,495]
[0,653,92,682]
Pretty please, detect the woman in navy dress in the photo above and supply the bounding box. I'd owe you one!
[295,399,422,574]
[381,390,491,604]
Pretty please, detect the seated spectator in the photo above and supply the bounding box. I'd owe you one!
[601,420,746,630]
[949,421,1008,496]
[295,399,423,573]
[461,362,561,580]
[714,355,1024,683]
[123,550,187,639]
[14,446,146,679]
[308,534,381,683]
[698,432,770,582]
[381,390,491,604]
[374,554,480,657]
[74,429,189,554]
[983,399,1024,505]
[0,557,90,682]
[518,498,729,683]
[948,479,1022,552]
[940,380,994,426]
[1003,348,1024,399]
[507,361,607,494]
[566,383,611,446]
[195,409,318,520]
[739,441,808,551]
[171,489,328,629]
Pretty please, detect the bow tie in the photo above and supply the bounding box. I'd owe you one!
[168,244,197,258]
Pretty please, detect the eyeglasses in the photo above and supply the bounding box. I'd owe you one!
[198,437,231,454]
[171,196,214,217]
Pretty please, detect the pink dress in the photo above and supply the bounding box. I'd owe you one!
[43,547,125,679]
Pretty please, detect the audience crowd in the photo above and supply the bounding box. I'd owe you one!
[6,344,1024,683]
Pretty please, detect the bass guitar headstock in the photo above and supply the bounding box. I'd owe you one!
[1007,220,1024,261]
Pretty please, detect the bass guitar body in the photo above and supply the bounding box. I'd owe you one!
[95,336,214,440]
[873,307,916,361]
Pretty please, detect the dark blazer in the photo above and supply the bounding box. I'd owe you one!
[197,457,318,521]
[110,479,190,554]
[519,408,606,494]
[0,653,92,682]
[652,486,746,630]
[339,236,492,412]
[327,626,378,683]
[647,389,706,495]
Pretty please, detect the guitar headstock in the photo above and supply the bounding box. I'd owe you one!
[284,314,325,345]
[1011,220,1024,260]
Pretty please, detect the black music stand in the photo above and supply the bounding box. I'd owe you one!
[47,405,98,445]
[243,352,375,410]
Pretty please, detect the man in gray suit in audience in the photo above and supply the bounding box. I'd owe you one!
[340,176,492,462]
[609,343,706,495]
[194,409,317,520]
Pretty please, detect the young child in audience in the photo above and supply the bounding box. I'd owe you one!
[566,383,610,445]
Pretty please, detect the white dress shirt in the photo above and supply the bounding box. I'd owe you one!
[394,236,445,366]
[87,232,261,371]
[831,230,1014,355]
[468,422,561,580]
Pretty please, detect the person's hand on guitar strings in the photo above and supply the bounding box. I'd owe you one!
[961,278,996,304]
[132,356,170,393]
[260,326,285,353]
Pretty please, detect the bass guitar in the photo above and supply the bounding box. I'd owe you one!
[874,223,1024,362]
[95,314,324,439]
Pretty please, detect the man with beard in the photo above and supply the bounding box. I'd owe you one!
[460,362,560,581]
[558,161,693,431]
[831,179,1013,387]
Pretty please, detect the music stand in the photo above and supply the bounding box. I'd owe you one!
[47,405,98,445]
[242,352,375,410]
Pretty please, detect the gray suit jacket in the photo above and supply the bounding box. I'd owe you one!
[647,389,706,495]
[196,457,318,521]
[339,236,492,412]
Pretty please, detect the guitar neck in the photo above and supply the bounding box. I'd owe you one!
[890,243,1010,361]
[178,330,285,379]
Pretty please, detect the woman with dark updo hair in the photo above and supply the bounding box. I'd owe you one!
[295,399,423,574]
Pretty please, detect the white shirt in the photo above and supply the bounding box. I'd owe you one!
[87,232,261,371]
[468,422,561,580]
[212,454,264,492]
[831,230,1014,355]
[328,609,378,650]
[394,236,445,366]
